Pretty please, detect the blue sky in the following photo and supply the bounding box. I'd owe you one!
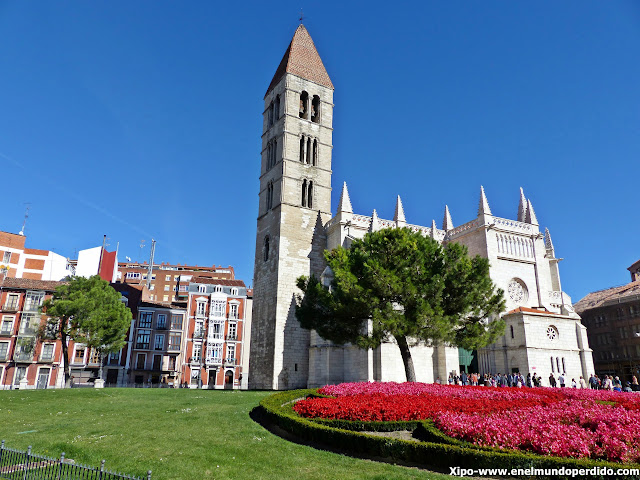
[1,2,638,301]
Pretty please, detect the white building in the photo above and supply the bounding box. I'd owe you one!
[249,25,594,390]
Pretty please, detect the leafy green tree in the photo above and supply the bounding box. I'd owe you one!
[296,228,506,382]
[39,275,132,387]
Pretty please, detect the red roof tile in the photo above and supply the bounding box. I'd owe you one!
[1,277,65,291]
[266,24,333,96]
[574,280,640,313]
[506,306,557,316]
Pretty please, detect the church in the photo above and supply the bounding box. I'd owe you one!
[248,25,594,390]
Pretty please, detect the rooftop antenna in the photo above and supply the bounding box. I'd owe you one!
[18,203,31,236]
[146,239,156,290]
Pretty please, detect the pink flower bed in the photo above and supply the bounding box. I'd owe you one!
[294,382,640,462]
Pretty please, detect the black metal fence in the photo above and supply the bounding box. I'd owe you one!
[0,441,151,480]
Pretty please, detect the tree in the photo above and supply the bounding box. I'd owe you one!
[39,275,132,387]
[295,228,506,382]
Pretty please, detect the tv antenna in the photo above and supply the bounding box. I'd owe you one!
[19,203,31,236]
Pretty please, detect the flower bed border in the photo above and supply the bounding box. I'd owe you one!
[256,389,640,480]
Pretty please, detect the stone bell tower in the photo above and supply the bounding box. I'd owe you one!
[249,25,334,389]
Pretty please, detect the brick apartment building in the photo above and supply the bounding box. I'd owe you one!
[0,231,72,281]
[0,277,66,389]
[575,261,640,381]
[184,278,250,389]
[117,262,235,303]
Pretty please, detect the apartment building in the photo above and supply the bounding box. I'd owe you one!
[184,278,249,389]
[117,262,235,303]
[0,231,71,281]
[127,300,187,386]
[0,277,66,389]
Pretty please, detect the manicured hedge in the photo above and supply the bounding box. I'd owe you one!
[257,389,640,480]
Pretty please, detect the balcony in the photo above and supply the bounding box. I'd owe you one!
[190,357,202,365]
[1,302,19,313]
[39,354,54,362]
[228,314,239,321]
[135,343,150,350]
[206,357,222,366]
[226,334,237,341]
[167,344,181,352]
[156,324,168,330]
[0,328,13,337]
[23,303,42,313]
[14,351,34,362]
[193,331,205,339]
[224,357,237,366]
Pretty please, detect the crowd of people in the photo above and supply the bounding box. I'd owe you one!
[440,371,640,392]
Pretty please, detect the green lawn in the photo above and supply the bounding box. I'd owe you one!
[0,389,452,480]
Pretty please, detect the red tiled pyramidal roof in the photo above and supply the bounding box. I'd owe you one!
[266,24,333,96]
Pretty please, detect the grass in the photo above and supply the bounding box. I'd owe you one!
[0,389,452,480]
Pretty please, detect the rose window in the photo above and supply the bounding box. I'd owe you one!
[546,326,559,341]
[508,279,528,304]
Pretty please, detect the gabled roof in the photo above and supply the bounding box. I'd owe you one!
[574,280,640,313]
[266,24,333,96]
[0,277,65,291]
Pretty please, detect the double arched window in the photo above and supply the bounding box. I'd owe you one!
[267,94,280,128]
[299,136,318,165]
[299,91,320,124]
[301,180,313,208]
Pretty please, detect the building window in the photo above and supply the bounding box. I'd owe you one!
[215,286,223,293]
[156,314,167,329]
[510,325,514,339]
[2,251,11,263]
[208,343,223,363]
[550,356,554,373]
[163,295,169,302]
[136,331,151,349]
[138,312,152,329]
[41,343,54,361]
[211,321,224,340]
[229,304,239,320]
[24,291,44,312]
[228,322,237,340]
[311,95,320,123]
[299,91,309,119]
[312,139,318,165]
[163,285,170,292]
[14,366,27,385]
[165,275,171,281]
[170,314,183,330]
[274,94,280,121]
[153,354,162,370]
[266,181,274,211]
[230,288,238,296]
[1,316,14,334]
[211,300,225,317]
[0,341,8,361]
[108,351,120,364]
[193,343,202,361]
[307,181,313,209]
[4,294,19,310]
[19,314,38,335]
[302,180,308,207]
[263,236,270,262]
[194,320,204,338]
[154,334,165,350]
[74,347,85,363]
[168,333,181,351]
[136,353,146,370]
[546,325,558,341]
[226,344,235,364]
[556,357,560,373]
[196,302,207,316]
[561,357,566,373]
[126,272,141,280]
[88,349,100,364]
[198,285,206,293]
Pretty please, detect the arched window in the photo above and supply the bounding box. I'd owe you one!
[266,181,273,211]
[266,142,272,170]
[299,136,305,163]
[263,236,270,262]
[311,95,320,123]
[301,180,308,207]
[550,357,554,373]
[307,181,313,209]
[306,137,312,164]
[299,91,309,119]
[274,95,280,121]
[312,139,318,166]
[510,325,514,339]
[268,102,274,127]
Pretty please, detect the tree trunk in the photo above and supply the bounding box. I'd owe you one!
[395,334,416,382]
[60,326,72,388]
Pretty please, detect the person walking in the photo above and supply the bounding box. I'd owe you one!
[549,373,557,388]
